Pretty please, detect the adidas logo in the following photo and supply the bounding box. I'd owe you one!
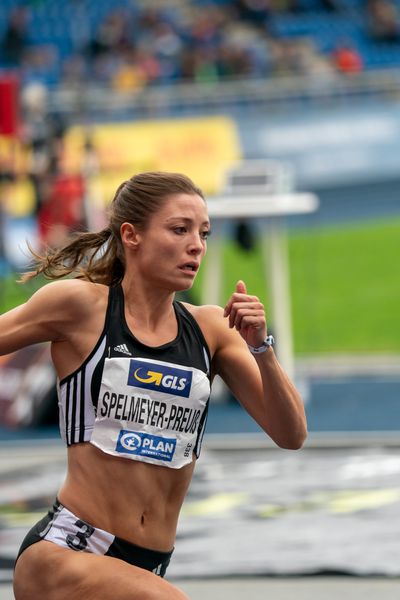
[114,344,132,356]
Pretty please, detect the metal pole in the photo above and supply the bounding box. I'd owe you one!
[262,217,295,379]
[201,220,223,306]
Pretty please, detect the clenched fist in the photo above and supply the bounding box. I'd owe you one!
[223,280,268,349]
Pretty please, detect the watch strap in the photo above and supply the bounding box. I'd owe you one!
[247,334,275,354]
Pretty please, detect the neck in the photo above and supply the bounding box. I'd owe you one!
[121,275,176,331]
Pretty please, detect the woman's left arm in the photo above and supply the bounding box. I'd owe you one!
[213,280,307,450]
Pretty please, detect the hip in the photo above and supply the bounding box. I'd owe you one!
[16,498,173,578]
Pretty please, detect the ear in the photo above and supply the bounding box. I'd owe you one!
[120,222,141,250]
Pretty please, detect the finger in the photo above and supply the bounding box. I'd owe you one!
[236,280,247,294]
[229,302,264,328]
[233,309,265,331]
[224,284,256,317]
[224,284,245,317]
[236,317,267,346]
[225,294,260,320]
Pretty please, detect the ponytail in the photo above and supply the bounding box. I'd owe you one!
[20,227,125,285]
[20,171,205,286]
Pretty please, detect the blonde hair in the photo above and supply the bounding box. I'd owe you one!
[21,171,204,285]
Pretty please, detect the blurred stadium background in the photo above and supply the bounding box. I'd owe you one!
[1,0,400,597]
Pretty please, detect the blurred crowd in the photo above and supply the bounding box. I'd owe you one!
[0,80,92,272]
[1,0,400,92]
[1,0,400,271]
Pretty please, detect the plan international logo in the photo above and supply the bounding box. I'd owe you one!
[116,430,176,461]
[127,359,193,398]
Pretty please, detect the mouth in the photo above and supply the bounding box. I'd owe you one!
[178,262,199,275]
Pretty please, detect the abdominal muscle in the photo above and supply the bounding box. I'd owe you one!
[57,442,195,552]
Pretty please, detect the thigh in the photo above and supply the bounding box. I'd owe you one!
[14,540,190,600]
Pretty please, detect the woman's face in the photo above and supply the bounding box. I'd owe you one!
[124,193,210,292]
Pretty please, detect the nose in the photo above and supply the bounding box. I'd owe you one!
[188,232,205,255]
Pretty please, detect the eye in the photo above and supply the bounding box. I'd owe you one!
[201,229,211,240]
[173,227,187,235]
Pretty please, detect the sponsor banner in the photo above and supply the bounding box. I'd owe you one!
[7,104,400,218]
[238,105,400,186]
[3,115,240,217]
[64,115,241,198]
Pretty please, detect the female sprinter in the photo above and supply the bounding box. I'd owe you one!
[0,171,307,599]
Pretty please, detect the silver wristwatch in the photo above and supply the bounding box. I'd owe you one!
[247,334,275,354]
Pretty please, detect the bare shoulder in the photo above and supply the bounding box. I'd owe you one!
[24,279,109,339]
[0,279,110,355]
[181,302,224,327]
[180,302,232,354]
[30,279,108,317]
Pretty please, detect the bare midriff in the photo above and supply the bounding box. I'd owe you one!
[58,443,195,552]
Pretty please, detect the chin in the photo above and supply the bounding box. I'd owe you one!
[169,276,196,293]
[158,273,197,293]
[174,280,195,292]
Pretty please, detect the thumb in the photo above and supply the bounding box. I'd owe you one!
[236,280,247,294]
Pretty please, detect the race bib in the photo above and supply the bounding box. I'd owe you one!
[90,356,210,469]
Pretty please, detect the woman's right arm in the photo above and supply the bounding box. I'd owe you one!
[0,279,91,356]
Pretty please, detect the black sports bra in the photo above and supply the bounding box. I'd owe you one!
[58,284,211,468]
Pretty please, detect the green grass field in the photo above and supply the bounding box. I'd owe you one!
[192,216,400,355]
[1,217,399,355]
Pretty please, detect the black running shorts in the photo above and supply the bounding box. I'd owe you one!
[16,499,173,577]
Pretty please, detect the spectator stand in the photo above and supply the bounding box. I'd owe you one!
[2,0,400,91]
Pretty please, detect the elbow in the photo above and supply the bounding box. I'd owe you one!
[280,436,307,451]
[274,427,308,450]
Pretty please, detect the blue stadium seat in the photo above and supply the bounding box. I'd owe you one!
[2,0,400,83]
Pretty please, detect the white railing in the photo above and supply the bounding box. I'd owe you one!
[49,69,400,119]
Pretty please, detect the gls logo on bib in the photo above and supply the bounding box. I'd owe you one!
[127,359,192,398]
